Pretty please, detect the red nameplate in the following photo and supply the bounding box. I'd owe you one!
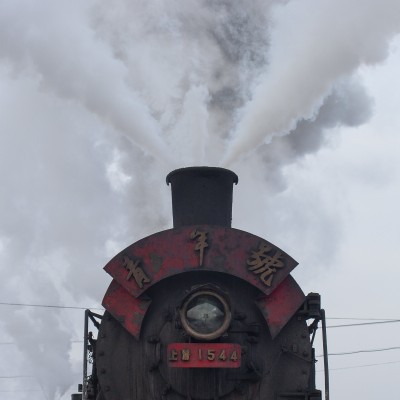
[167,343,241,368]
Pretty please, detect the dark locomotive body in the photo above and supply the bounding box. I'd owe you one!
[75,167,328,400]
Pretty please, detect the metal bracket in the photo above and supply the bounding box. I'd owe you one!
[296,294,329,400]
[82,310,103,400]
[298,293,322,320]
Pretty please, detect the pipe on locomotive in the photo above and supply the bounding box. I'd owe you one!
[166,166,238,228]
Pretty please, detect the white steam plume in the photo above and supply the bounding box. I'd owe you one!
[0,1,399,399]
[170,85,210,165]
[222,0,400,166]
[0,1,173,165]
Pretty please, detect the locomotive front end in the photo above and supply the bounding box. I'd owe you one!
[76,167,328,400]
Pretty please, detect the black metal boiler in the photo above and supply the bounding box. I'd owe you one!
[74,167,329,400]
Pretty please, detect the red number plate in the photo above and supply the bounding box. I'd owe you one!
[167,343,241,368]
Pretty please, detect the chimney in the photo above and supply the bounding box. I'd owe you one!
[166,167,238,228]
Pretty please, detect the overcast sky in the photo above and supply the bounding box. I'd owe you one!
[0,1,399,399]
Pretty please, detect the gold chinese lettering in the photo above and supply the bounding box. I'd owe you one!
[122,256,150,288]
[181,349,191,361]
[190,229,208,266]
[247,243,285,287]
[168,349,178,361]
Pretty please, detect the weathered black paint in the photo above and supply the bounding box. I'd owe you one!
[96,272,314,400]
[166,167,238,228]
[83,167,326,400]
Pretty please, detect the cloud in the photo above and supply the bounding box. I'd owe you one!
[221,0,400,166]
[0,1,399,398]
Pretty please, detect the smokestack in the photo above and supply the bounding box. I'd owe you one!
[166,167,238,228]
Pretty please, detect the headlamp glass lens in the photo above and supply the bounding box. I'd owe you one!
[180,290,231,340]
[185,294,225,334]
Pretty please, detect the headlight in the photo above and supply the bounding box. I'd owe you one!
[180,289,231,340]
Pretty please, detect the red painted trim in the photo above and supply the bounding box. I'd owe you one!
[104,226,298,298]
[102,280,151,339]
[256,275,305,339]
[167,343,241,368]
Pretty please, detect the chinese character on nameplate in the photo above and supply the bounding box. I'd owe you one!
[122,256,150,288]
[168,349,178,361]
[190,229,208,266]
[181,349,191,361]
[247,243,285,286]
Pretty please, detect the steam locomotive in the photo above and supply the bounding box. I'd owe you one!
[72,167,329,400]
